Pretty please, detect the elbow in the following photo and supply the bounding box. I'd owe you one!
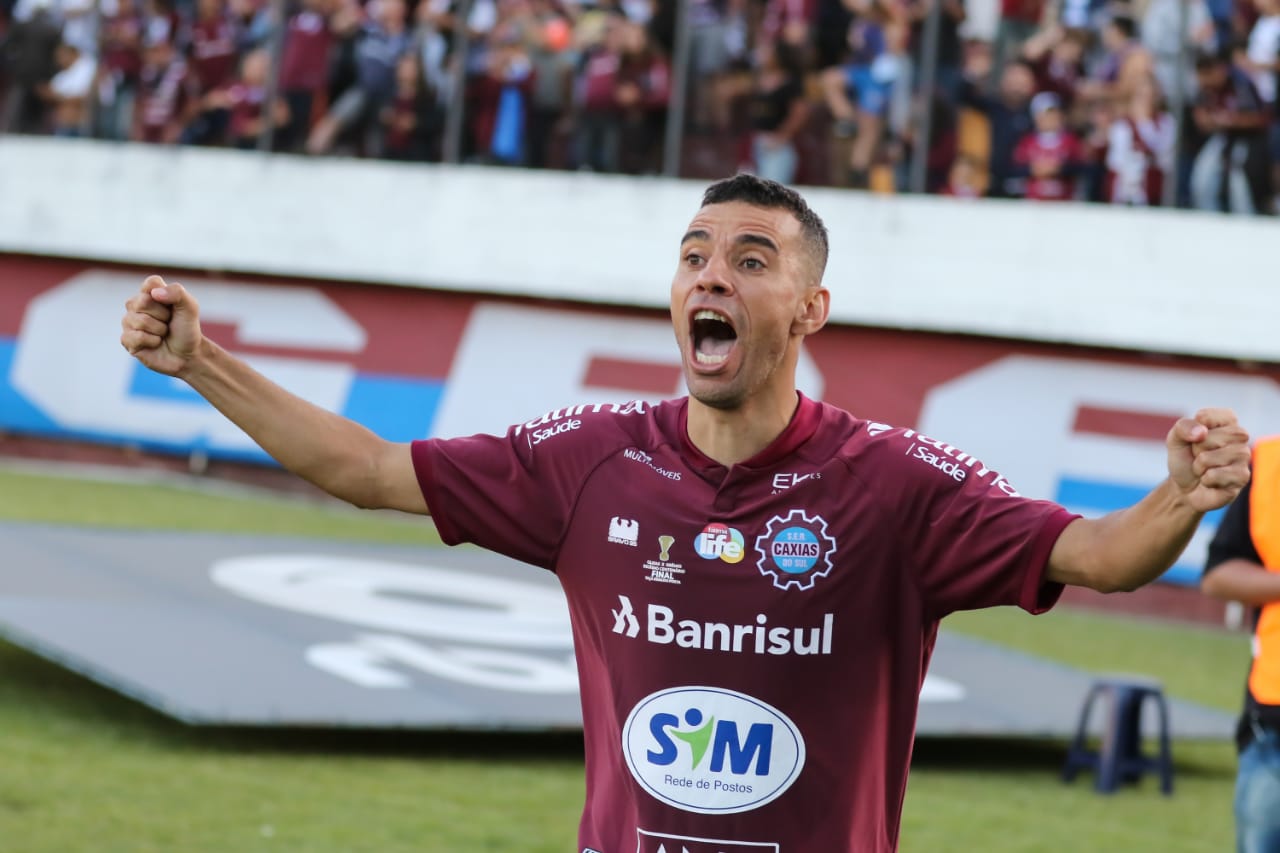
[1200,570,1227,601]
[1089,573,1144,595]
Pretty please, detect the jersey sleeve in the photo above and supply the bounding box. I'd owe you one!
[1205,479,1260,572]
[869,429,1078,618]
[410,409,622,570]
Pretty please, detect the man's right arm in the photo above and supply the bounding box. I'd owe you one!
[120,276,428,514]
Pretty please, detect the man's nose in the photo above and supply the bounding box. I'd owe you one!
[694,255,734,295]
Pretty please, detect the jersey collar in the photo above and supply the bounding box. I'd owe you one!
[678,392,822,474]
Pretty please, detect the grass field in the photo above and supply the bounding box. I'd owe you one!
[0,466,1247,851]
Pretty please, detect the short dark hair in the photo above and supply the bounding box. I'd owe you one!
[1108,15,1137,39]
[700,174,830,285]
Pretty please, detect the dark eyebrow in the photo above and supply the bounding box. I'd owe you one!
[679,230,779,253]
[736,233,779,253]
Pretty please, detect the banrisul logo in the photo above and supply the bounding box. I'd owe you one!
[622,686,805,814]
[754,509,837,591]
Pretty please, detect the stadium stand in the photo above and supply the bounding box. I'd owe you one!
[1,0,1276,213]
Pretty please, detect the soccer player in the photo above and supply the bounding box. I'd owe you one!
[120,175,1251,852]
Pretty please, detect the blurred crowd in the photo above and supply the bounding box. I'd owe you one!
[2,0,1277,214]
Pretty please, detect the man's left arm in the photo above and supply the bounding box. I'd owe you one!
[1045,408,1251,593]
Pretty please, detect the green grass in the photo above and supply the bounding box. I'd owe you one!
[0,466,1248,850]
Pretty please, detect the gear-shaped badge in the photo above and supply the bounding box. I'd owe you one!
[753,509,838,591]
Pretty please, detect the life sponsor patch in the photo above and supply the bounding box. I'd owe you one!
[753,510,838,592]
[622,686,805,815]
[693,523,745,564]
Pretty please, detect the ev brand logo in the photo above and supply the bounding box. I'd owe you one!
[622,686,805,815]
[637,830,779,853]
[771,472,820,494]
[693,523,745,563]
[612,595,640,638]
[609,517,640,546]
[754,510,838,591]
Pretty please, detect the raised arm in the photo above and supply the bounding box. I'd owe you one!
[1046,408,1250,592]
[120,276,428,514]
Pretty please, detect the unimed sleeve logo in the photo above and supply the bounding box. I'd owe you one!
[622,686,805,814]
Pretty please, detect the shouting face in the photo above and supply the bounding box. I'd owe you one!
[670,201,828,412]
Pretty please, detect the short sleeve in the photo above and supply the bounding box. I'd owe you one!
[411,412,618,570]
[1205,479,1260,572]
[879,434,1077,618]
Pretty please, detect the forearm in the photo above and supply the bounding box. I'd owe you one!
[179,338,392,508]
[1047,478,1200,593]
[1203,559,1280,606]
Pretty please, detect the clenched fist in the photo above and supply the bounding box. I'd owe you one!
[1166,408,1252,513]
[120,275,202,377]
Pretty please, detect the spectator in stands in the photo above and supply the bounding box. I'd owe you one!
[905,0,966,103]
[742,37,809,184]
[821,0,904,188]
[468,21,534,165]
[1105,73,1176,204]
[574,13,628,172]
[381,51,439,160]
[134,34,195,143]
[0,0,59,133]
[941,153,986,196]
[1020,24,1086,112]
[307,0,411,156]
[1245,0,1280,207]
[40,38,93,135]
[1190,48,1272,213]
[961,52,1036,198]
[1013,90,1086,200]
[994,0,1045,77]
[1077,15,1154,111]
[277,0,337,151]
[95,0,146,140]
[521,0,574,169]
[183,0,239,145]
[1143,0,1216,105]
[204,45,289,148]
[613,20,670,174]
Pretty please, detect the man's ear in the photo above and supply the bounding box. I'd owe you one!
[792,286,830,337]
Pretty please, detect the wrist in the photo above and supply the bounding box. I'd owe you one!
[175,335,216,383]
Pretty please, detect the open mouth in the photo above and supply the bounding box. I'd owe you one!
[691,309,737,367]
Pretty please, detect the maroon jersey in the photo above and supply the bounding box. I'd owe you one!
[279,10,332,93]
[412,394,1075,852]
[188,15,239,92]
[1014,130,1086,201]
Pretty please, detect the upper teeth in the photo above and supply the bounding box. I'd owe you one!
[694,310,726,322]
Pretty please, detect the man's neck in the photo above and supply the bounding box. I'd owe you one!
[686,389,801,467]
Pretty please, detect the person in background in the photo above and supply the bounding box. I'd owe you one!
[0,0,60,133]
[1203,436,1280,853]
[821,0,902,188]
[40,38,94,135]
[1013,90,1086,200]
[742,36,808,184]
[1245,0,1280,210]
[204,45,288,148]
[134,34,196,143]
[1076,15,1153,112]
[182,0,240,145]
[94,0,146,140]
[1105,73,1176,205]
[307,0,410,156]
[277,0,337,151]
[1190,48,1271,213]
[941,153,986,196]
[1143,0,1216,108]
[612,20,669,174]
[380,50,439,160]
[574,12,628,172]
[961,51,1036,198]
